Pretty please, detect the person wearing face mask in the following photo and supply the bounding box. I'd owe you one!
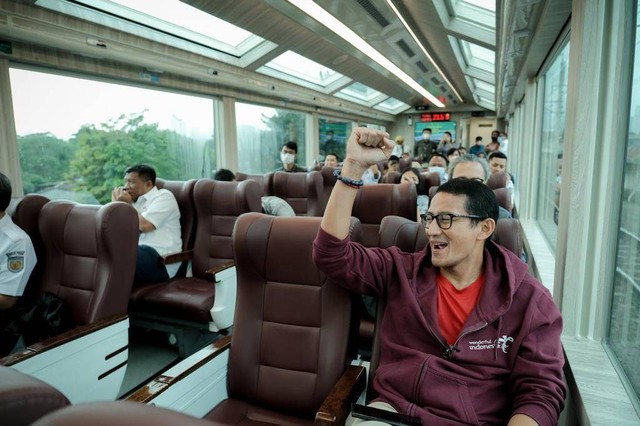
[276,141,307,173]
[414,128,437,164]
[498,131,509,155]
[427,153,449,183]
[485,130,501,154]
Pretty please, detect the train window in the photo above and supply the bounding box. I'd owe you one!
[236,102,306,173]
[318,118,352,163]
[10,68,215,204]
[536,42,570,251]
[608,2,640,399]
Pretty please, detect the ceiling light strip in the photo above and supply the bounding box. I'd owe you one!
[385,0,463,103]
[285,0,444,108]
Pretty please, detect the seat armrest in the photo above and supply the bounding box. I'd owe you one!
[158,250,193,266]
[205,260,235,281]
[126,335,232,404]
[315,365,366,426]
[0,314,126,366]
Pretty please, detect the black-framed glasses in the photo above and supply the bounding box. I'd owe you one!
[420,212,484,229]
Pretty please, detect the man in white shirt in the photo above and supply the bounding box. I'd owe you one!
[0,173,37,311]
[112,165,182,283]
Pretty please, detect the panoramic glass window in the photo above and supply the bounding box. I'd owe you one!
[536,42,570,250]
[236,102,307,173]
[10,68,216,205]
[318,118,352,164]
[460,40,494,72]
[608,2,640,400]
[375,97,410,114]
[453,0,496,29]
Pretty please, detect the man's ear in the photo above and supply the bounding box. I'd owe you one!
[477,218,496,242]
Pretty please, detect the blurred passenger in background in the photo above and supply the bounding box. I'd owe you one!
[324,153,340,168]
[277,141,307,173]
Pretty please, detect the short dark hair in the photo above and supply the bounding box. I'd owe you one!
[489,151,508,161]
[125,164,156,185]
[430,153,449,166]
[423,128,432,133]
[446,148,460,157]
[444,131,452,137]
[326,153,340,162]
[388,155,399,162]
[214,168,236,182]
[283,141,298,153]
[326,130,334,136]
[435,178,499,225]
[475,136,483,142]
[0,172,12,212]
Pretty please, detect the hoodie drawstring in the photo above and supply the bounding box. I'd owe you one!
[494,316,502,361]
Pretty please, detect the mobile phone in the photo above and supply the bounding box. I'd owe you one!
[351,403,421,426]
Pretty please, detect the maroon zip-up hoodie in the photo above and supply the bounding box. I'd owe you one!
[313,228,565,426]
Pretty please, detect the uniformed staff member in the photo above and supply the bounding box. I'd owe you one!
[0,172,37,311]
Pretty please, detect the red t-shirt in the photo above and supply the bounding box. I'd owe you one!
[437,273,484,345]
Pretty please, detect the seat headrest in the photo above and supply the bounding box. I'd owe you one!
[491,218,522,257]
[0,366,70,426]
[379,216,427,252]
[487,172,510,189]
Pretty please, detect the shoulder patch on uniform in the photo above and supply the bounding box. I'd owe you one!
[7,251,25,273]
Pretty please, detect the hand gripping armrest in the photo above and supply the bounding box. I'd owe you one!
[158,250,193,266]
[315,365,366,426]
[204,260,235,282]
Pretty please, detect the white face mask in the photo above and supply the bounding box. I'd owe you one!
[423,133,430,141]
[429,166,446,180]
[281,152,295,165]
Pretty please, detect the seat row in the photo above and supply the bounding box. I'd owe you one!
[1,213,525,426]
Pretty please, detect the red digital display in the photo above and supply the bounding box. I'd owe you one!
[420,113,451,122]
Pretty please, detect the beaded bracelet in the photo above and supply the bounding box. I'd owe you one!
[333,169,364,189]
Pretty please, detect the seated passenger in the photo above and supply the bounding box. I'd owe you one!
[0,173,36,312]
[426,153,449,182]
[469,136,486,156]
[314,128,566,426]
[277,141,307,173]
[324,152,340,168]
[489,151,515,186]
[213,169,295,217]
[111,164,181,283]
[449,154,512,219]
[400,167,429,219]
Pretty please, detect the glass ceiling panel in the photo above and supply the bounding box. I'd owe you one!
[108,0,253,47]
[375,97,410,114]
[337,82,383,103]
[462,41,495,64]
[459,0,495,13]
[40,0,267,57]
[259,51,344,87]
[473,79,495,93]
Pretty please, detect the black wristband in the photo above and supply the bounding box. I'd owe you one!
[333,169,364,189]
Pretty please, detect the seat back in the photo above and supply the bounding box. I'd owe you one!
[155,178,197,275]
[191,179,262,278]
[351,183,417,247]
[228,213,356,418]
[319,166,338,213]
[379,171,400,184]
[272,171,324,216]
[236,172,274,196]
[38,201,139,325]
[493,187,513,213]
[420,171,441,189]
[487,171,510,189]
[10,194,50,302]
[0,366,70,426]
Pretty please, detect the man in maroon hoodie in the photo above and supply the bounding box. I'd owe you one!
[313,127,565,425]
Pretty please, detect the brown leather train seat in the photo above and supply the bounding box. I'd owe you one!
[236,172,274,196]
[272,171,324,216]
[0,366,70,426]
[204,213,364,425]
[130,179,262,355]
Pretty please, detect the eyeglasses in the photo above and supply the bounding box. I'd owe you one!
[420,212,484,230]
